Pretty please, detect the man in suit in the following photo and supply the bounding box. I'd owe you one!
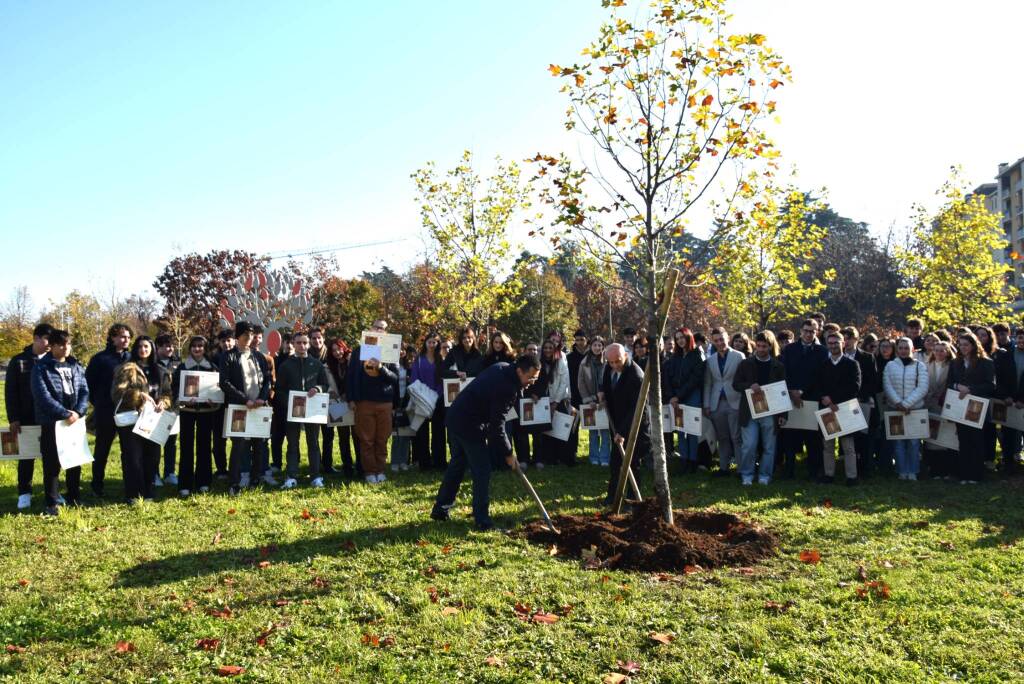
[842,326,880,477]
[994,329,1022,473]
[810,331,862,485]
[703,327,745,476]
[780,319,828,479]
[599,343,650,505]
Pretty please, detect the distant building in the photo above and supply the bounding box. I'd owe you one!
[974,157,1024,312]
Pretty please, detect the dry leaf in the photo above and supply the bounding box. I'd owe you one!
[911,520,929,529]
[211,532,222,545]
[882,560,894,569]
[799,549,821,564]
[226,508,236,515]
[603,674,629,684]
[216,665,245,676]
[5,645,27,654]
[16,579,29,587]
[440,607,460,616]
[195,638,220,651]
[856,565,868,581]
[648,632,675,645]
[763,600,795,613]
[531,611,559,624]
[617,660,642,675]
[548,544,559,556]
[207,607,233,619]
[300,509,312,520]
[441,545,452,554]
[114,640,136,653]
[484,655,504,667]
[257,561,271,569]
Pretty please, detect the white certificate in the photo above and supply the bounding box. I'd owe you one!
[519,397,551,426]
[700,412,717,445]
[681,405,703,437]
[132,404,179,447]
[360,331,402,365]
[782,400,820,431]
[543,411,576,441]
[815,399,868,439]
[884,410,930,440]
[662,404,685,432]
[178,370,224,403]
[287,391,329,424]
[940,388,989,429]
[54,419,93,469]
[223,404,274,438]
[504,406,518,422]
[745,381,793,419]
[328,401,355,427]
[579,403,609,430]
[926,413,959,450]
[988,399,1024,431]
[0,425,42,460]
[443,377,473,407]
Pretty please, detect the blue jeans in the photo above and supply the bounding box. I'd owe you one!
[680,392,701,462]
[588,429,611,465]
[893,439,920,476]
[391,435,410,466]
[432,432,493,527]
[740,417,776,481]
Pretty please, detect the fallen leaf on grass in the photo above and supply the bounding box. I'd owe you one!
[856,565,868,581]
[441,545,453,554]
[820,498,833,509]
[416,539,429,547]
[581,545,599,561]
[603,674,629,684]
[207,607,233,619]
[440,607,460,616]
[484,655,504,667]
[799,549,821,564]
[855,581,891,600]
[548,544,559,556]
[683,565,702,574]
[422,566,437,578]
[881,560,894,569]
[5,645,27,654]
[910,520,929,529]
[259,545,277,558]
[114,641,136,653]
[531,611,559,624]
[34,536,46,544]
[300,509,312,520]
[255,628,274,647]
[226,509,236,515]
[648,632,675,645]
[195,638,221,651]
[734,567,756,576]
[360,633,396,649]
[215,665,245,677]
[558,604,574,616]
[939,541,955,551]
[211,532,222,545]
[180,600,196,613]
[16,579,29,587]
[257,561,271,569]
[310,577,330,589]
[273,599,291,607]
[763,600,795,613]
[617,660,642,675]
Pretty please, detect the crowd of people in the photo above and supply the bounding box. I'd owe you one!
[4,312,1021,516]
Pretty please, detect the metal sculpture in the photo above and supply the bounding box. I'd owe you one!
[218,269,313,356]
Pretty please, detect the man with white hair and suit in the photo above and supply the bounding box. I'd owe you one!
[703,327,745,476]
[598,343,650,505]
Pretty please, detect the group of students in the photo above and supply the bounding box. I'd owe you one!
[5,313,1022,514]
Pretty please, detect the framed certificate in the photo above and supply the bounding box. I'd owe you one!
[815,399,868,439]
[579,403,609,430]
[178,370,224,403]
[0,425,41,460]
[543,411,576,441]
[443,377,473,407]
[223,404,274,438]
[925,413,959,450]
[662,404,685,432]
[328,401,355,427]
[988,399,1024,430]
[55,419,93,469]
[745,381,793,419]
[782,400,820,431]
[680,405,703,437]
[360,331,402,365]
[519,397,551,426]
[132,404,179,447]
[884,409,930,440]
[287,391,329,424]
[941,389,989,429]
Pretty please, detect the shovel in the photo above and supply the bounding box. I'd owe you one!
[512,462,560,535]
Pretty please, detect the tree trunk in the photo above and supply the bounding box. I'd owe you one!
[647,265,673,525]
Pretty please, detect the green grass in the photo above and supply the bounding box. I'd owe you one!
[2,382,1024,682]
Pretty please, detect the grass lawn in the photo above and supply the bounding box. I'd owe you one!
[2,381,1024,682]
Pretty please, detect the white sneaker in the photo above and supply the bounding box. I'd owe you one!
[179,489,190,497]
[311,477,324,488]
[741,478,753,486]
[165,473,178,486]
[535,462,545,470]
[198,486,210,494]
[239,472,250,488]
[376,473,386,484]
[907,474,917,481]
[391,464,401,472]
[757,477,770,485]
[365,475,376,484]
[400,463,410,471]
[153,474,163,487]
[263,473,279,486]
[280,478,297,490]
[518,462,528,470]
[17,494,31,510]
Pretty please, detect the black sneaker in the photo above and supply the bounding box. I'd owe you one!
[818,475,834,484]
[91,485,105,499]
[430,508,450,522]
[43,506,59,516]
[845,477,858,487]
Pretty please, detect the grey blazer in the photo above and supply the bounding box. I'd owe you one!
[703,348,746,410]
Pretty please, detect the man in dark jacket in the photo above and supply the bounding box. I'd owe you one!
[994,333,1020,473]
[599,343,650,504]
[270,331,293,474]
[780,319,827,479]
[810,331,862,485]
[84,322,132,497]
[219,322,272,495]
[30,329,89,515]
[155,334,180,487]
[431,354,541,530]
[306,326,337,473]
[6,323,52,510]
[275,330,330,490]
[842,326,879,477]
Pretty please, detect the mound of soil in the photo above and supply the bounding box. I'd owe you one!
[519,499,777,572]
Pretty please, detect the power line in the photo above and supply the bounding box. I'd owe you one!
[266,237,409,261]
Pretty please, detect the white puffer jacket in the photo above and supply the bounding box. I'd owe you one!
[883,358,929,410]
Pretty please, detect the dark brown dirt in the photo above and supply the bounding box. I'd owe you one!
[519,499,778,572]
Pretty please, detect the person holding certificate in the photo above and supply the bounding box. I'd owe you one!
[411,332,446,471]
[810,331,862,485]
[30,329,89,516]
[6,322,52,511]
[275,330,330,489]
[924,340,957,478]
[219,322,272,496]
[667,328,706,474]
[948,331,995,484]
[171,336,219,496]
[732,331,786,486]
[578,336,610,466]
[84,323,132,498]
[347,319,399,484]
[882,338,929,481]
[779,319,828,479]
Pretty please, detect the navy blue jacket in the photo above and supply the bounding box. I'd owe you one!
[445,362,522,457]
[5,345,44,425]
[85,344,129,413]
[346,346,398,403]
[31,356,90,423]
[780,341,828,396]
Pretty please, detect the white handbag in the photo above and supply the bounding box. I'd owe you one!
[113,398,140,427]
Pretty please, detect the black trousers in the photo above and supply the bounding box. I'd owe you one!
[983,420,997,463]
[91,410,116,493]
[330,425,361,476]
[956,425,985,481]
[783,428,824,478]
[212,406,228,474]
[17,457,35,496]
[432,432,492,527]
[117,426,159,500]
[318,424,334,470]
[607,439,646,503]
[1000,426,1021,467]
[162,434,177,478]
[230,437,266,487]
[413,397,447,470]
[286,423,322,479]
[40,422,81,507]
[178,411,213,491]
[270,402,288,470]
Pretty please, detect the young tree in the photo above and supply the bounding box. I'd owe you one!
[711,186,832,331]
[534,0,790,522]
[895,171,1013,328]
[40,290,107,361]
[412,150,531,331]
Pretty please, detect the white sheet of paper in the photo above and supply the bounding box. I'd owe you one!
[782,400,820,431]
[681,405,703,437]
[941,388,989,429]
[700,412,717,445]
[359,344,382,362]
[661,404,685,432]
[0,425,42,460]
[926,413,959,450]
[287,391,329,424]
[519,397,551,426]
[359,331,402,364]
[579,403,609,430]
[543,411,576,441]
[169,415,181,436]
[223,404,274,438]
[178,370,224,403]
[745,380,793,419]
[504,406,518,422]
[883,409,930,440]
[858,401,873,432]
[329,401,349,421]
[443,377,473,407]
[54,418,93,469]
[132,404,178,446]
[815,399,868,439]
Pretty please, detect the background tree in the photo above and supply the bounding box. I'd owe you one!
[361,262,440,341]
[412,150,530,332]
[895,171,1013,328]
[497,259,580,347]
[39,290,107,360]
[534,0,790,521]
[309,277,384,344]
[0,286,35,361]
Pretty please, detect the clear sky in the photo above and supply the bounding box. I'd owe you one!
[2,0,1022,312]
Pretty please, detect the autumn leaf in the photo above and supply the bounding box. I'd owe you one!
[215,665,245,677]
[701,94,714,107]
[5,645,27,654]
[257,561,271,569]
[114,641,136,653]
[226,508,236,515]
[273,599,291,607]
[484,655,505,667]
[857,565,869,581]
[603,674,629,684]
[799,549,821,564]
[441,607,460,616]
[648,632,675,645]
[207,607,233,619]
[196,638,221,651]
[17,579,29,587]
[548,64,562,76]
[255,627,274,647]
[531,611,560,624]
[617,660,642,675]
[211,532,223,545]
[441,545,452,555]
[763,600,795,613]
[300,509,312,520]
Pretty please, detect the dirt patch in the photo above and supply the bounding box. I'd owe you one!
[519,499,777,572]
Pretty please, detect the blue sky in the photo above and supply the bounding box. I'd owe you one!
[3,1,1023,311]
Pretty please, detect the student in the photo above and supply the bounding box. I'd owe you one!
[219,322,272,495]
[275,330,329,489]
[948,331,995,484]
[347,319,399,484]
[439,338,452,361]
[483,331,516,367]
[411,331,446,471]
[702,327,744,476]
[210,329,236,480]
[776,330,794,351]
[390,345,417,472]
[566,330,589,464]
[1000,329,1024,473]
[780,319,828,479]
[842,326,879,478]
[6,322,52,510]
[809,331,862,485]
[325,339,361,478]
[632,338,649,369]
[154,334,180,488]
[443,326,485,381]
[883,337,929,481]
[578,336,611,466]
[112,335,172,502]
[993,322,1012,352]
[84,323,132,498]
[537,337,573,467]
[924,341,956,478]
[732,331,786,485]
[245,325,277,487]
[905,318,925,352]
[270,331,293,475]
[730,332,753,356]
[306,327,337,473]
[170,336,218,496]
[30,329,89,515]
[668,328,706,473]
[992,329,1020,473]
[618,328,638,360]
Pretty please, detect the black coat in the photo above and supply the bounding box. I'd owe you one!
[851,349,879,400]
[809,355,861,406]
[566,348,586,406]
[85,344,130,413]
[219,348,272,405]
[948,357,996,398]
[667,348,706,403]
[992,349,1017,400]
[442,346,485,379]
[5,345,42,425]
[446,362,522,457]
[600,359,650,451]
[732,355,786,427]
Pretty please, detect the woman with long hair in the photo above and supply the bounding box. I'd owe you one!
[390,344,416,472]
[325,339,361,478]
[974,326,1000,468]
[948,332,995,483]
[483,331,516,367]
[170,335,218,496]
[883,337,929,481]
[577,336,610,465]
[730,332,753,356]
[536,336,573,466]
[668,327,706,473]
[412,331,446,471]
[924,340,956,479]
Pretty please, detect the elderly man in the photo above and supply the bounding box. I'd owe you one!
[598,343,650,505]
